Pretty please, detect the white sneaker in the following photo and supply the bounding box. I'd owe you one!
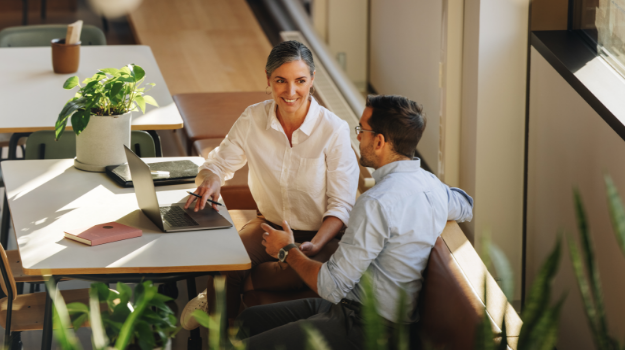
[181,288,209,330]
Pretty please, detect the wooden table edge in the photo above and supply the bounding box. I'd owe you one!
[22,262,252,276]
[0,123,184,133]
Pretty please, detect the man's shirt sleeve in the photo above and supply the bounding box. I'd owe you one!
[317,197,387,303]
[446,186,474,222]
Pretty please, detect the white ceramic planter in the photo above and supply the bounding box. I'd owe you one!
[74,112,132,172]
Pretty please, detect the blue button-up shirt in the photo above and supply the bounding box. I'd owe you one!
[317,159,473,323]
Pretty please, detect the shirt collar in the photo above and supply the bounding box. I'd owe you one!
[265,97,320,136]
[372,158,422,183]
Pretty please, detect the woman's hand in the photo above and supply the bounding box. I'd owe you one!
[299,241,320,257]
[184,169,222,212]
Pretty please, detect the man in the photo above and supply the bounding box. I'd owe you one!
[234,95,473,349]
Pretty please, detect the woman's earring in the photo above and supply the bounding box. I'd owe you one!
[266,86,271,95]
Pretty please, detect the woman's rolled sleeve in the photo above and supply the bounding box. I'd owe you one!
[323,122,360,225]
[199,111,250,185]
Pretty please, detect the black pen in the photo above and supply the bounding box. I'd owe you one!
[186,191,224,206]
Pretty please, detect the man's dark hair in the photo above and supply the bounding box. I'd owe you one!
[365,95,426,158]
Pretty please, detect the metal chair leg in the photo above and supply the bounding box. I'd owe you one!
[22,0,28,25]
[10,332,22,350]
[1,194,11,249]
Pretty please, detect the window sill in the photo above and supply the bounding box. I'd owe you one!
[531,31,625,140]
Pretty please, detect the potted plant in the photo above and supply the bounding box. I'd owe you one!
[51,280,180,350]
[55,64,158,172]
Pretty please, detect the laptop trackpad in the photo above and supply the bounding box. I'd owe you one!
[170,203,232,229]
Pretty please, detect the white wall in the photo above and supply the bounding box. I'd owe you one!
[312,0,368,92]
[440,0,464,187]
[528,47,625,350]
[460,0,529,303]
[369,0,443,174]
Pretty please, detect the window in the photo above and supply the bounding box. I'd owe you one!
[575,0,625,76]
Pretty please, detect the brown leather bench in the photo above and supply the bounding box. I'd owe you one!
[174,92,268,155]
[240,221,522,350]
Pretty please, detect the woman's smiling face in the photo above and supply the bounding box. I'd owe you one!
[267,59,315,116]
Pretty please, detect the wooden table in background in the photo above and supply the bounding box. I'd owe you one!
[0,45,183,133]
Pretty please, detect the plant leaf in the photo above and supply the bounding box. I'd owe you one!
[117,282,132,306]
[66,302,89,314]
[71,110,91,136]
[132,64,145,82]
[143,95,159,107]
[89,286,109,349]
[71,313,88,331]
[192,309,212,328]
[605,175,625,258]
[490,243,514,302]
[134,94,146,113]
[567,233,604,349]
[46,279,84,350]
[100,68,120,76]
[302,323,332,350]
[55,98,85,140]
[518,236,561,347]
[115,281,157,350]
[63,76,80,89]
[362,272,385,350]
[522,295,565,350]
[573,189,610,348]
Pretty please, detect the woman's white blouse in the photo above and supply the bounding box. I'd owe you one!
[199,98,360,231]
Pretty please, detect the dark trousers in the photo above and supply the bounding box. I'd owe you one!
[235,298,364,350]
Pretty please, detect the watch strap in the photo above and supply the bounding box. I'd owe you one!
[282,243,298,252]
[279,243,298,262]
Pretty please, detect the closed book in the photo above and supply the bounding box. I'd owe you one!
[64,222,142,246]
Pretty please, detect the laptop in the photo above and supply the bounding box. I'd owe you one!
[123,145,233,232]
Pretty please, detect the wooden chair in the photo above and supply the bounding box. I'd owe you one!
[0,240,91,349]
[0,24,107,47]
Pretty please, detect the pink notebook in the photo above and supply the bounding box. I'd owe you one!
[64,222,142,246]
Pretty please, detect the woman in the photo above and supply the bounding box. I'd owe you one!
[181,41,359,328]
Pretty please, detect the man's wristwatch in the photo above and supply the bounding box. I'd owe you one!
[278,243,298,263]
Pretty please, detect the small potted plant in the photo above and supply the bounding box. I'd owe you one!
[55,64,158,172]
[52,280,180,350]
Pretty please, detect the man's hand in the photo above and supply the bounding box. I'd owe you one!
[299,241,320,257]
[261,220,295,259]
[184,170,222,212]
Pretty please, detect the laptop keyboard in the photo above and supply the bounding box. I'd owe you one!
[160,206,199,227]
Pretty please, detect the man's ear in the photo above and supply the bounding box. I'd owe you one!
[374,133,385,151]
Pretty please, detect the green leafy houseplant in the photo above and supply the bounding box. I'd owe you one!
[566,175,625,350]
[49,280,180,350]
[54,63,158,141]
[473,236,565,350]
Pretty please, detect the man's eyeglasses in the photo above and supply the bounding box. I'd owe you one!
[354,125,376,136]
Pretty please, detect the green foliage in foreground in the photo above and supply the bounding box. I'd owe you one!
[566,175,625,350]
[474,235,565,350]
[48,280,179,350]
[55,64,158,140]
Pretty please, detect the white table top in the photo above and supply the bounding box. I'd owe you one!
[1,158,251,275]
[0,45,183,133]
